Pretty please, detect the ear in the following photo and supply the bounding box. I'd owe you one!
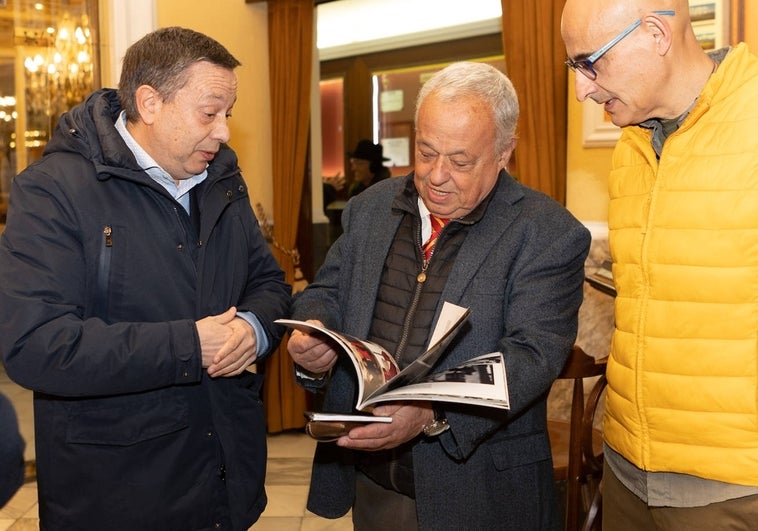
[499,138,517,169]
[644,12,673,56]
[134,85,161,125]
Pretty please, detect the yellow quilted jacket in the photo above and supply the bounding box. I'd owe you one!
[605,43,758,485]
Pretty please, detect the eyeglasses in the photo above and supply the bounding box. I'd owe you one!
[565,10,674,80]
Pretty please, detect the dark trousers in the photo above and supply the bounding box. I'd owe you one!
[352,470,419,531]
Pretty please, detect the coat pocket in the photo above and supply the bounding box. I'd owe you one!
[66,393,188,446]
[487,430,553,470]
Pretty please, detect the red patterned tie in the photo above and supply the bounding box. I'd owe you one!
[423,215,450,260]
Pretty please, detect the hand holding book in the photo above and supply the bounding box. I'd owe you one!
[279,302,510,441]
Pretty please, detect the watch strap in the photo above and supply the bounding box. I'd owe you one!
[422,407,450,437]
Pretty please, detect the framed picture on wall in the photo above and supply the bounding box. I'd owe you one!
[582,0,733,148]
[689,0,730,50]
[582,103,621,148]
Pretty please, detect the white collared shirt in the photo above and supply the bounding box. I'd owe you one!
[114,111,207,214]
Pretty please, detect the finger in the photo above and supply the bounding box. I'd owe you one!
[307,350,338,373]
[337,433,395,451]
[214,306,237,324]
[210,353,252,377]
[209,346,255,377]
[212,320,249,366]
[209,340,244,376]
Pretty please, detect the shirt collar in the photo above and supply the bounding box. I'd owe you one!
[114,110,207,201]
[640,47,729,157]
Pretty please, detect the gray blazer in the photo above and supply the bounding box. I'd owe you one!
[293,171,591,530]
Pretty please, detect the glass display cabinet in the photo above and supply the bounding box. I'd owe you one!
[0,0,99,221]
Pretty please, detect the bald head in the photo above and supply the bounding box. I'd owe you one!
[561,0,716,124]
[561,0,691,57]
[562,0,687,23]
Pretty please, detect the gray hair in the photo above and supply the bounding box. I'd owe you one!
[415,62,519,152]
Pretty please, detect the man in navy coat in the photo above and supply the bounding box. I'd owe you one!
[287,62,591,530]
[0,28,290,530]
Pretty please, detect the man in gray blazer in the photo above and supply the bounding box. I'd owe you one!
[287,62,591,531]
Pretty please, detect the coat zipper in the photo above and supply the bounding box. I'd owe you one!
[393,226,437,364]
[95,226,113,316]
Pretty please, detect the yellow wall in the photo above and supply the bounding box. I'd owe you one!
[156,0,274,217]
[565,6,758,224]
[746,1,758,45]
[564,88,612,223]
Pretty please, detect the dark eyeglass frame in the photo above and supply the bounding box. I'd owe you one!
[565,10,675,80]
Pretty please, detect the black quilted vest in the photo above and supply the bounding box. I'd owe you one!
[358,204,467,497]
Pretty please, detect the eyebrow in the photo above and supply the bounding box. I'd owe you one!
[418,140,468,155]
[569,52,591,61]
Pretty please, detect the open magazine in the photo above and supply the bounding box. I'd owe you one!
[276,302,510,439]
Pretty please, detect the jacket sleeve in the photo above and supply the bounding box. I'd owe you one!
[0,169,202,397]
[234,204,292,361]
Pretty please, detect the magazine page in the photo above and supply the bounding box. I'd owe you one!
[368,301,470,397]
[427,301,470,347]
[275,319,400,405]
[337,333,400,401]
[305,412,392,423]
[359,352,510,410]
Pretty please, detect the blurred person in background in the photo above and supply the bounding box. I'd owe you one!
[347,139,391,198]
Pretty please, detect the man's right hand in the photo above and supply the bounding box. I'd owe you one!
[286,320,339,374]
[196,307,238,368]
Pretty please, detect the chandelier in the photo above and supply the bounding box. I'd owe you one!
[20,11,94,133]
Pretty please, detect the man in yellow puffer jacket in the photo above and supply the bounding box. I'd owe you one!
[562,1,758,529]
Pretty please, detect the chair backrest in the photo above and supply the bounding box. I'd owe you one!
[549,345,608,531]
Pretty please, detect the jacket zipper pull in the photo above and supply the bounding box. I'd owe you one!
[417,260,429,283]
[103,226,113,247]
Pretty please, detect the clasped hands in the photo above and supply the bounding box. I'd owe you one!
[196,307,257,378]
[287,323,436,451]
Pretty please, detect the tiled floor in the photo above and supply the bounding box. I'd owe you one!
[0,368,352,531]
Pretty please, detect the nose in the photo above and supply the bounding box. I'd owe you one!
[212,117,231,144]
[429,156,451,183]
[574,73,597,102]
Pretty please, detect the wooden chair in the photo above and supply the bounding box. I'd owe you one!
[548,345,608,531]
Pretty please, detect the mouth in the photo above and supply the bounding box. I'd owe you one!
[589,94,616,113]
[426,186,450,202]
[199,150,217,161]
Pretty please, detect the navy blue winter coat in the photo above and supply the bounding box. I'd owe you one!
[0,89,291,530]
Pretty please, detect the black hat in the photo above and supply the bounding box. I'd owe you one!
[348,139,390,162]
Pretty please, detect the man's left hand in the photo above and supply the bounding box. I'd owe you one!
[207,315,257,377]
[336,402,435,451]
